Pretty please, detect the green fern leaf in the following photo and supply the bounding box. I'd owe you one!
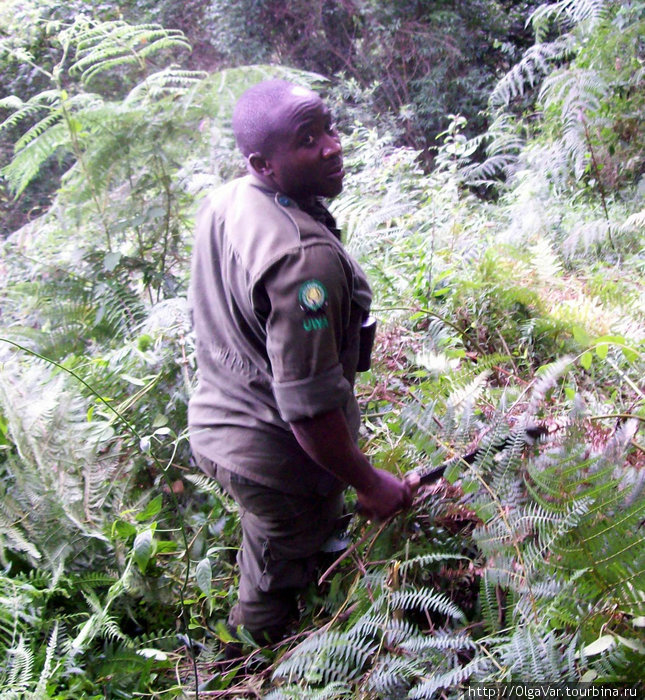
[388,587,465,622]
[408,656,493,697]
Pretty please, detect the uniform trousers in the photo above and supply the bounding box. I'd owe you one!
[194,452,345,640]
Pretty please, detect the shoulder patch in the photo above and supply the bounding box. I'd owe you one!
[298,279,328,314]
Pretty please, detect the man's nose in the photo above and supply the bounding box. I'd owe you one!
[321,133,342,158]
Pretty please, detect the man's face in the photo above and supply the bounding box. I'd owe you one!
[258,89,344,201]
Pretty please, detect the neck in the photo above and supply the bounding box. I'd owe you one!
[247,170,317,208]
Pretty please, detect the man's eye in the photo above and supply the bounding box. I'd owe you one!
[301,134,316,147]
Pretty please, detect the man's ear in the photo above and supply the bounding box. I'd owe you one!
[248,152,272,177]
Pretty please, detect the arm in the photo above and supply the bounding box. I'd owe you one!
[260,247,409,518]
[290,407,412,520]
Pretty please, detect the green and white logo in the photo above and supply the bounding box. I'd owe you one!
[298,280,327,314]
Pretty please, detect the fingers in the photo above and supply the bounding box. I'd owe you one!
[357,469,413,521]
[405,471,421,491]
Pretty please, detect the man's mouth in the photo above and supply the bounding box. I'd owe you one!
[326,160,344,178]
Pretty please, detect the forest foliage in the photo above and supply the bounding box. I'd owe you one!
[0,0,644,697]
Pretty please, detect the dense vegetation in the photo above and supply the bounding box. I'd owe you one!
[0,0,643,697]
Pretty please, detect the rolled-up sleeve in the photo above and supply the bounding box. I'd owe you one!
[258,243,353,422]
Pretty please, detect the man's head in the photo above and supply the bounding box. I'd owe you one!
[232,80,344,201]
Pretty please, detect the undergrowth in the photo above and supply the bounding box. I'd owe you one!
[1,1,644,697]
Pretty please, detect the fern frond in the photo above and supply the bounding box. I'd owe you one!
[264,683,353,699]
[399,630,475,654]
[1,636,34,694]
[620,210,645,233]
[70,572,120,589]
[0,359,123,569]
[71,586,131,654]
[540,68,609,179]
[529,237,562,282]
[480,570,506,633]
[13,111,63,152]
[463,153,518,185]
[490,36,577,107]
[1,122,70,197]
[497,627,579,681]
[398,553,471,573]
[462,113,525,184]
[521,497,594,573]
[183,472,223,495]
[366,653,424,696]
[381,617,420,647]
[93,278,146,340]
[446,370,491,414]
[0,90,60,134]
[102,615,131,646]
[32,622,61,698]
[526,356,572,415]
[0,495,42,561]
[273,630,377,685]
[124,66,208,103]
[333,192,414,257]
[69,21,191,84]
[408,656,493,697]
[588,637,645,682]
[388,587,465,622]
[530,0,609,33]
[563,218,612,257]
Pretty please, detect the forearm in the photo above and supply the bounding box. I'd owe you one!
[290,407,412,520]
[289,407,377,491]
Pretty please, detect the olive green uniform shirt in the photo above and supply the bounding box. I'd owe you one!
[188,175,372,495]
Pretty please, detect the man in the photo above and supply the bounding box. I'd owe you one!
[188,80,411,644]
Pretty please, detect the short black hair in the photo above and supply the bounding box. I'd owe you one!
[232,79,310,158]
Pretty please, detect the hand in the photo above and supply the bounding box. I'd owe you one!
[356,468,413,521]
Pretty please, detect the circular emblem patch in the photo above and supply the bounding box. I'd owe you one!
[298,280,328,314]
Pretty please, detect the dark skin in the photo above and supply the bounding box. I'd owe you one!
[248,86,344,204]
[246,86,412,521]
[290,408,412,520]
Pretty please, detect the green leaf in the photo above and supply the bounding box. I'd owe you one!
[120,373,147,386]
[156,539,178,553]
[461,478,479,494]
[103,251,122,272]
[595,335,625,344]
[137,334,154,351]
[572,325,590,347]
[580,351,593,370]
[137,648,168,661]
[214,620,236,644]
[444,462,461,483]
[196,557,212,597]
[111,519,137,541]
[145,205,166,220]
[152,413,168,428]
[583,634,615,656]
[68,116,83,134]
[594,335,626,360]
[580,670,598,682]
[133,529,155,573]
[615,635,645,654]
[136,494,163,522]
[622,346,639,363]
